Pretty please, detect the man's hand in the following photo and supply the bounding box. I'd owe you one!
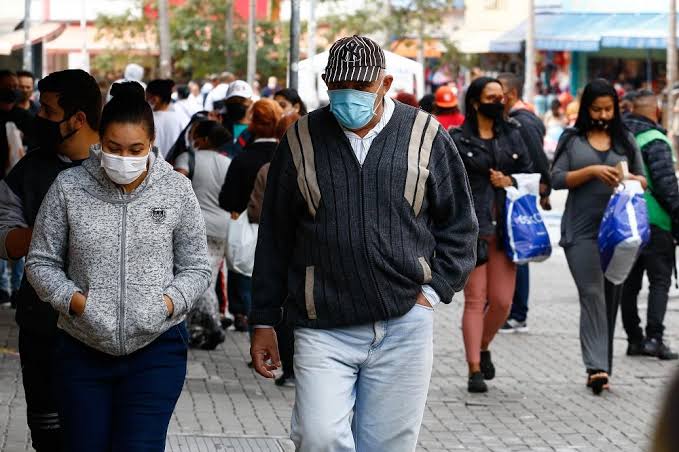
[250,327,281,378]
[416,291,432,308]
[164,295,174,317]
[6,228,32,259]
[69,292,87,316]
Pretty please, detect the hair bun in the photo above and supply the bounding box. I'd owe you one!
[110,81,146,102]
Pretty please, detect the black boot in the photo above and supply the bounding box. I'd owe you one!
[480,350,495,380]
[467,372,488,393]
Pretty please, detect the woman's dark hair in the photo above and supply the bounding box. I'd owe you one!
[574,78,637,161]
[463,76,503,137]
[146,79,174,105]
[274,88,307,116]
[418,94,434,113]
[193,120,230,148]
[550,99,562,113]
[100,81,155,140]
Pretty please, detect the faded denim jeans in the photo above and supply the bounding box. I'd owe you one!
[291,303,434,452]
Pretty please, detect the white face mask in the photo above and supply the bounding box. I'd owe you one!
[100,147,150,185]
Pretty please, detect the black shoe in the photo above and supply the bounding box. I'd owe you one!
[626,340,645,356]
[220,317,233,330]
[586,370,608,395]
[644,338,679,360]
[234,314,249,332]
[275,372,296,387]
[200,329,226,351]
[480,350,495,380]
[467,372,488,393]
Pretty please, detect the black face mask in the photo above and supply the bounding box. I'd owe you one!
[591,118,611,131]
[0,88,21,104]
[225,103,248,122]
[477,102,505,120]
[34,115,78,151]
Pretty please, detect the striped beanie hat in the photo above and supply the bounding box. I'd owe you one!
[324,36,386,83]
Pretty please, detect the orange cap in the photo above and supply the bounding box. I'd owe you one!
[434,86,458,108]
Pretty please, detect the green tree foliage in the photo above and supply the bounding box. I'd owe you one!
[95,0,290,80]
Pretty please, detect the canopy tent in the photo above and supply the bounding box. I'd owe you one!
[297,49,425,112]
[489,12,678,53]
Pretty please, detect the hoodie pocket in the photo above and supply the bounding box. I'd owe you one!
[125,283,169,339]
[77,287,119,349]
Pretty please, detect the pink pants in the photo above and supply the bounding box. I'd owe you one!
[462,235,517,365]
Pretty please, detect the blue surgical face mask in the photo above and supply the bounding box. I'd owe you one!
[328,80,383,130]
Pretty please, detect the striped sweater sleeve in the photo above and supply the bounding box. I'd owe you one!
[425,125,479,302]
[250,138,300,326]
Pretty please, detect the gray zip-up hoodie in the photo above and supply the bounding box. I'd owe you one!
[26,147,211,356]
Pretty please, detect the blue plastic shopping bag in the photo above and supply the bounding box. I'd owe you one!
[598,180,650,284]
[504,173,552,264]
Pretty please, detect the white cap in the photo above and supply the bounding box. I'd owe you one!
[225,80,253,100]
[124,63,144,82]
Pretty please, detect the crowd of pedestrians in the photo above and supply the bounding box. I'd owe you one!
[1,33,679,451]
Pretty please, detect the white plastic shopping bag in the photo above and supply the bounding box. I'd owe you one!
[503,173,552,264]
[597,180,650,284]
[225,212,259,277]
[6,121,25,171]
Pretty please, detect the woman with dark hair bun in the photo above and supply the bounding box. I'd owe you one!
[25,81,211,450]
[274,88,308,116]
[551,78,646,395]
[450,76,534,394]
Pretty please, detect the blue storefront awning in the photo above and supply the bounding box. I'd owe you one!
[490,12,677,53]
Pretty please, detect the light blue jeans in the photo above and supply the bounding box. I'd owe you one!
[291,303,434,452]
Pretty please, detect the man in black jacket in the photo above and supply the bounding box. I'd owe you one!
[0,69,101,451]
[497,72,551,334]
[621,90,679,360]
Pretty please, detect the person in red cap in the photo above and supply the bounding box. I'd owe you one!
[433,85,464,130]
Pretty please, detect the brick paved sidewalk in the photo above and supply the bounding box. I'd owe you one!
[1,245,678,451]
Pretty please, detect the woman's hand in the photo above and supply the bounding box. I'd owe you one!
[589,165,621,187]
[69,292,87,316]
[489,169,513,188]
[627,174,648,189]
[164,295,174,317]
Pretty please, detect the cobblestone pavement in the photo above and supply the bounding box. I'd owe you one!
[2,196,679,451]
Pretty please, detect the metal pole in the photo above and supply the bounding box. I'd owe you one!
[23,0,32,72]
[667,0,677,140]
[524,0,536,105]
[80,0,89,71]
[288,0,300,90]
[158,0,172,78]
[246,0,256,86]
[225,0,233,69]
[307,0,316,100]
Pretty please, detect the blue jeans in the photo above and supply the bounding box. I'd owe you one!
[0,257,24,294]
[54,324,188,452]
[509,264,529,322]
[291,304,434,452]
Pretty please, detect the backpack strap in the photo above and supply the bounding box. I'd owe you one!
[286,115,321,217]
[187,148,196,180]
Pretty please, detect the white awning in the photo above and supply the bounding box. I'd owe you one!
[452,30,521,54]
[0,22,64,56]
